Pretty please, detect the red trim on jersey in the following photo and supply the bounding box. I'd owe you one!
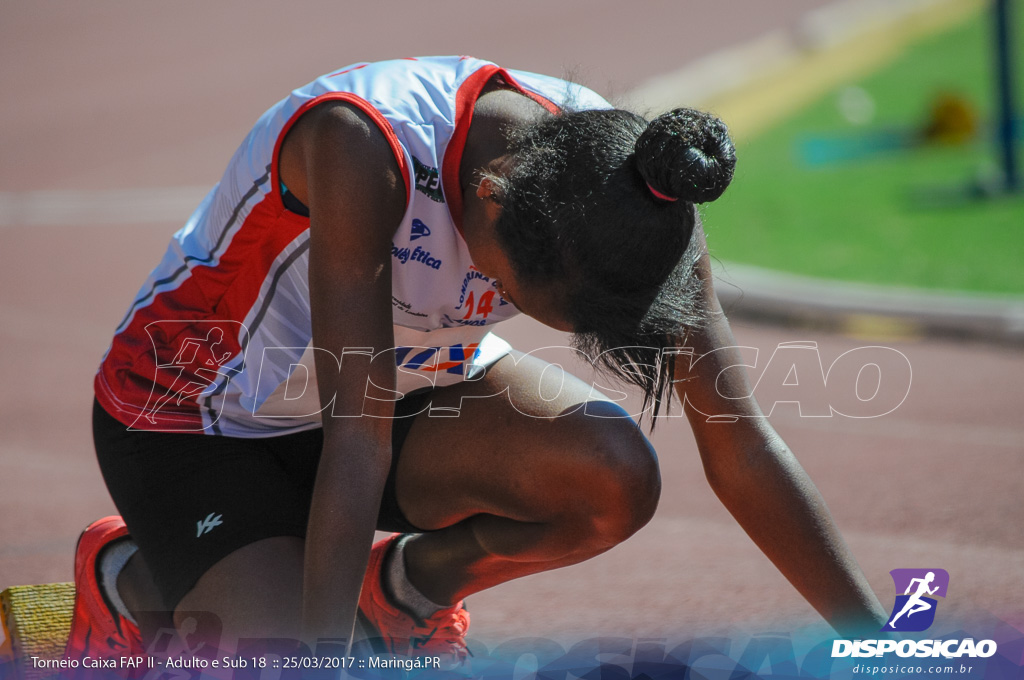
[499,71,560,115]
[441,66,561,235]
[271,92,412,210]
[441,64,502,235]
[95,197,311,431]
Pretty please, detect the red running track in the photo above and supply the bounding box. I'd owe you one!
[1,0,1021,645]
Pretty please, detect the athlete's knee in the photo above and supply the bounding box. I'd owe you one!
[561,402,661,548]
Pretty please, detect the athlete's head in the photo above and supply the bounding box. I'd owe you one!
[925,571,935,582]
[485,106,736,418]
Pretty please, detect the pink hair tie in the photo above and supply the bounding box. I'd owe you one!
[646,182,678,202]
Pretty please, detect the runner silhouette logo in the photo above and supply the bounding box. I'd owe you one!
[883,568,949,632]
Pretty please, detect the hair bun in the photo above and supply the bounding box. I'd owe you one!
[635,108,736,204]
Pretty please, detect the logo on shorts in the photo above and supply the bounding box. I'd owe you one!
[196,513,223,537]
[883,568,949,632]
[410,218,431,241]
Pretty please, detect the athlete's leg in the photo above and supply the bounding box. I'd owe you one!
[172,537,305,642]
[393,351,661,605]
[890,599,914,625]
[115,539,304,646]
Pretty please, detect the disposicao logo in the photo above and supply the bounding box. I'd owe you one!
[831,568,998,660]
[883,568,949,632]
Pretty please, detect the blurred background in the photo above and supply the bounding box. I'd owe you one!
[1,0,1022,649]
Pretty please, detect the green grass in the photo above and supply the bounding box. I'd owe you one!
[703,6,1024,294]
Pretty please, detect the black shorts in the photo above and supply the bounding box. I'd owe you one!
[93,394,431,610]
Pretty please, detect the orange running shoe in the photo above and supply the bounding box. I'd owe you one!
[358,534,471,663]
[63,516,145,664]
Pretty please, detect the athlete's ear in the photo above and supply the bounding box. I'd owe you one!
[477,177,502,224]
[476,155,513,200]
[476,176,496,200]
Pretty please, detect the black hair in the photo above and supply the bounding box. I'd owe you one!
[488,106,736,421]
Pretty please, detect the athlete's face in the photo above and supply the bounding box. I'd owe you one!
[482,249,573,333]
[464,178,573,333]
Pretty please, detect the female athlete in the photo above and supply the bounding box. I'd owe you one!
[64,56,886,664]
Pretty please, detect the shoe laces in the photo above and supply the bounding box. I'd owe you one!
[410,606,470,656]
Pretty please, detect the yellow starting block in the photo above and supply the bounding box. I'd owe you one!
[1,583,75,680]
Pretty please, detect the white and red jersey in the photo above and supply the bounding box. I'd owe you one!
[95,56,611,436]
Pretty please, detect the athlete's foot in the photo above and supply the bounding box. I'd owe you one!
[358,534,471,666]
[63,517,146,666]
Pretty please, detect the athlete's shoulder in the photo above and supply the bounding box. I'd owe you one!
[304,56,499,98]
[502,68,613,112]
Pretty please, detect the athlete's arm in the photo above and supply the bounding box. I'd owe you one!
[675,227,887,636]
[285,101,407,646]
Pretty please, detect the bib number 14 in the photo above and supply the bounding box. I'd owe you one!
[462,290,496,320]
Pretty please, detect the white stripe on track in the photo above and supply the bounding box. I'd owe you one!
[0,187,209,227]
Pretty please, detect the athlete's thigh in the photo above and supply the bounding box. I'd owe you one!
[393,350,658,530]
[174,536,305,642]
